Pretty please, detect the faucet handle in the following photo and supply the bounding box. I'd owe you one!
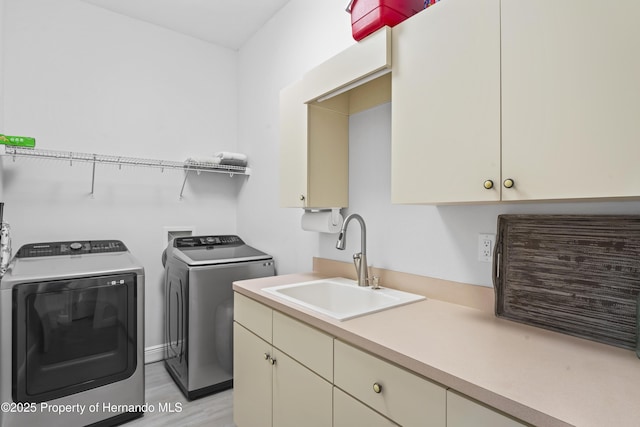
[371,275,381,290]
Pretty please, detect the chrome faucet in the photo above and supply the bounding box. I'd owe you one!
[336,213,369,287]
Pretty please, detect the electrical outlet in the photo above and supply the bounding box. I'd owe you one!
[477,234,495,262]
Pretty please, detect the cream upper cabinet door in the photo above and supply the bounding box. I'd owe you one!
[501,0,640,201]
[391,0,501,204]
[279,80,309,208]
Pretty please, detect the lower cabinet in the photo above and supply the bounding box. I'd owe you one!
[234,293,529,427]
[233,323,272,427]
[447,391,528,427]
[234,293,333,427]
[272,349,332,427]
[333,387,398,427]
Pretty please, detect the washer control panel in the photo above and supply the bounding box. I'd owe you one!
[174,235,243,248]
[16,240,127,258]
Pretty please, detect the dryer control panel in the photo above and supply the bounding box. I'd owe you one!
[16,240,127,258]
[174,235,244,248]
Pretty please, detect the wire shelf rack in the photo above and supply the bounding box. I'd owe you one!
[2,146,250,199]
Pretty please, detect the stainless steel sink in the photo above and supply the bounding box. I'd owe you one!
[262,277,425,321]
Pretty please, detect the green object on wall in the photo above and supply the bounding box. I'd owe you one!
[0,134,36,148]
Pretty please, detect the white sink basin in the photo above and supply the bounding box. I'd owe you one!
[263,277,425,321]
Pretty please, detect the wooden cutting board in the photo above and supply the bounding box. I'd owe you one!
[493,215,640,350]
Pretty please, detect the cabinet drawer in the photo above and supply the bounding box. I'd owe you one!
[272,311,333,382]
[234,293,272,342]
[334,387,398,427]
[334,340,446,427]
[447,391,527,427]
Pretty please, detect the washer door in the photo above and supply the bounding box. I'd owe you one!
[165,266,186,363]
[12,274,137,403]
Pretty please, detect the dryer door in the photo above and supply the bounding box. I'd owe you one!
[13,273,137,403]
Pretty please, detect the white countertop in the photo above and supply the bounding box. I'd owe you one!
[233,272,640,427]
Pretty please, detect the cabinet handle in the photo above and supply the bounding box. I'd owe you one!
[372,383,382,394]
[299,194,306,201]
[269,357,277,366]
[264,353,270,361]
[483,180,494,190]
[503,178,515,189]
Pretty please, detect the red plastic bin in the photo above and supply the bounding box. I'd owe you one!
[347,0,426,41]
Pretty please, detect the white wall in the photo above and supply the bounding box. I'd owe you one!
[1,0,241,350]
[238,0,640,287]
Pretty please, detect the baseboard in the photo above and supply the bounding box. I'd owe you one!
[144,343,166,364]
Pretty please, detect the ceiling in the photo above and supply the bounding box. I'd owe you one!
[80,0,291,50]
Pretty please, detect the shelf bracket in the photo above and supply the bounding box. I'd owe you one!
[90,154,96,198]
[179,168,191,200]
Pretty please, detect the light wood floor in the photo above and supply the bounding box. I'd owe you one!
[127,361,235,427]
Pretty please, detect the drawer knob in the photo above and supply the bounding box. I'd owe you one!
[264,353,270,361]
[503,178,515,189]
[483,180,494,190]
[269,357,277,366]
[299,194,306,201]
[372,383,382,394]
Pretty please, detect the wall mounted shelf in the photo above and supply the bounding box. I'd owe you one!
[2,146,250,199]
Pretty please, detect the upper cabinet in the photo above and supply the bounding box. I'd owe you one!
[279,28,391,209]
[392,0,640,204]
[303,27,391,103]
[279,80,350,209]
[500,0,640,201]
[283,1,640,206]
[391,0,501,204]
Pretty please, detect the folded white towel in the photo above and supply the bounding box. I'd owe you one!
[185,153,248,168]
[213,151,248,167]
[214,151,248,162]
